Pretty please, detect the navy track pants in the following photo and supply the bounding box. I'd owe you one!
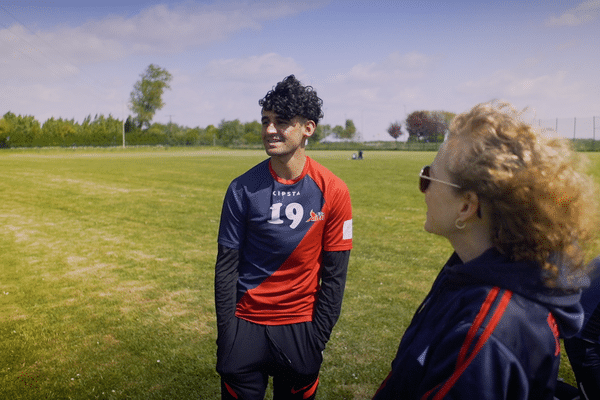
[217,318,324,400]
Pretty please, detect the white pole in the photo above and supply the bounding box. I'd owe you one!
[122,103,126,148]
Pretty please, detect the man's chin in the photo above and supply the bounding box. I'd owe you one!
[264,145,286,156]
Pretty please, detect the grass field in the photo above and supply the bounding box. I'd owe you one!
[1,147,599,399]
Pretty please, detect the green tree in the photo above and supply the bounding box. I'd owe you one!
[199,125,218,146]
[331,119,357,140]
[181,127,201,146]
[1,112,41,147]
[436,111,456,133]
[75,114,122,146]
[0,112,14,147]
[332,125,345,138]
[341,119,357,139]
[310,124,325,144]
[242,121,262,145]
[313,124,333,143]
[129,64,173,129]
[42,117,78,147]
[217,119,244,146]
[139,122,168,145]
[124,116,136,133]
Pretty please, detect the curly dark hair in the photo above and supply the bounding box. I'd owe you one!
[259,75,324,125]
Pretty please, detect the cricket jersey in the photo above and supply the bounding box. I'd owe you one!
[217,156,353,325]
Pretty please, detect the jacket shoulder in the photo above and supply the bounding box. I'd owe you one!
[492,292,561,359]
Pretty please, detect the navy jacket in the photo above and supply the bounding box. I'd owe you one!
[570,257,600,343]
[373,248,584,400]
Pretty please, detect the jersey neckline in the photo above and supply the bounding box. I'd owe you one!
[268,156,311,185]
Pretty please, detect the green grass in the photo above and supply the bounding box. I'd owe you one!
[0,147,599,399]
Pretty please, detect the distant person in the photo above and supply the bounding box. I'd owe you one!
[562,257,600,400]
[215,75,353,400]
[373,101,598,400]
[358,150,363,160]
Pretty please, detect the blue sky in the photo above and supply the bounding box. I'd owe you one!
[1,0,599,141]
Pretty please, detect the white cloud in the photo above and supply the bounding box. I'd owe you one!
[204,53,304,83]
[458,70,578,99]
[0,24,81,81]
[1,1,324,79]
[545,0,600,26]
[320,51,439,110]
[454,69,596,118]
[305,51,443,140]
[68,1,324,58]
[336,51,440,84]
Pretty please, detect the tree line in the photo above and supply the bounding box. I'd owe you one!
[0,109,449,149]
[0,111,361,149]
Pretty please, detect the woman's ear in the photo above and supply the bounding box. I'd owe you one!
[459,191,481,220]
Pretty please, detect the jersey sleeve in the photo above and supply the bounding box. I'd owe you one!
[322,179,352,252]
[312,250,350,348]
[217,181,245,250]
[214,244,239,352]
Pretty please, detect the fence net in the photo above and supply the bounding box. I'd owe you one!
[537,117,599,140]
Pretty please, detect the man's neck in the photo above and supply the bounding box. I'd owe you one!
[270,151,307,181]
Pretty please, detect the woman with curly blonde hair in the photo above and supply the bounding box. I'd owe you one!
[373,101,598,400]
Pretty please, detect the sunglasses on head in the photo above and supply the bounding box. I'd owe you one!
[419,165,462,193]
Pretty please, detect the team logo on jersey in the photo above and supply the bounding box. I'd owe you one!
[306,210,325,222]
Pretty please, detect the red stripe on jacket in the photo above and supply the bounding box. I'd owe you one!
[422,287,513,400]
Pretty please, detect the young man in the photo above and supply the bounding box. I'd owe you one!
[215,75,353,399]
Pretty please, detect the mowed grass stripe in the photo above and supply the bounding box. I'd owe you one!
[0,148,598,399]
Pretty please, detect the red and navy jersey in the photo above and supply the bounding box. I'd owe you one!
[218,156,353,325]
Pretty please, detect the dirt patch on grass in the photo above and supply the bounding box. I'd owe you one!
[49,177,150,195]
[63,263,117,279]
[3,224,40,244]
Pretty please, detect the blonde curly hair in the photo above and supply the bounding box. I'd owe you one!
[445,101,598,285]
